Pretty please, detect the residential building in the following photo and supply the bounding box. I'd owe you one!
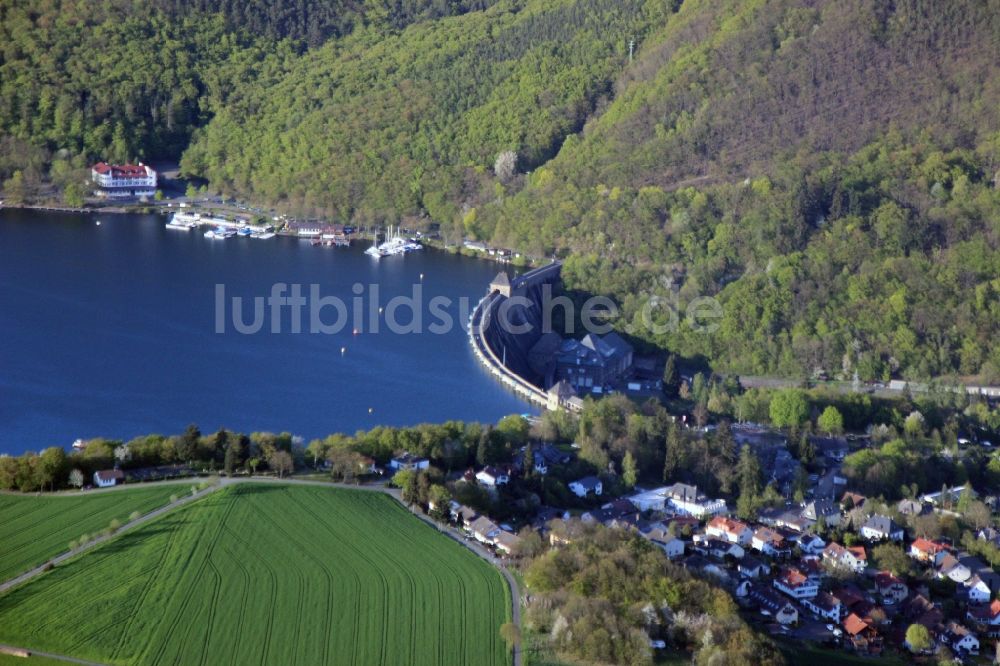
[796,532,826,556]
[475,466,510,487]
[93,469,124,488]
[941,622,979,655]
[752,527,790,558]
[705,516,753,545]
[874,571,908,605]
[692,535,744,560]
[774,567,819,599]
[91,162,157,198]
[860,514,904,542]
[803,591,843,622]
[897,498,930,517]
[967,599,1000,636]
[469,516,501,544]
[775,603,798,626]
[843,613,882,654]
[494,531,522,555]
[938,553,972,583]
[661,483,727,518]
[738,556,770,579]
[822,542,867,574]
[966,574,995,604]
[389,452,430,471]
[568,476,602,498]
[909,537,949,566]
[647,531,685,559]
[802,499,841,527]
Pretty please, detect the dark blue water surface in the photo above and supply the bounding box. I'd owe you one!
[0,209,531,453]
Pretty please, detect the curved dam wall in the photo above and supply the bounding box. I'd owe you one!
[468,262,562,407]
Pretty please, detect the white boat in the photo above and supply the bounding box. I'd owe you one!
[366,225,421,258]
[251,231,276,239]
[205,226,236,239]
[166,214,197,230]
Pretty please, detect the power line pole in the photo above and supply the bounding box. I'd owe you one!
[628,38,635,63]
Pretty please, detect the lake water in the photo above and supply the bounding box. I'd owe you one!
[0,209,532,453]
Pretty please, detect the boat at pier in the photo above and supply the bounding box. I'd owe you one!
[165,214,197,230]
[365,226,422,258]
[204,226,236,239]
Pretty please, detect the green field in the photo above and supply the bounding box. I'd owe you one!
[0,484,511,665]
[0,485,181,581]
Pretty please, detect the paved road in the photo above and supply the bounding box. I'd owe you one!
[0,475,524,666]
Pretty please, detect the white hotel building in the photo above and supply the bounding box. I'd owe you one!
[91,162,157,198]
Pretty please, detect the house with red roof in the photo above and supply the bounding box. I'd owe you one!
[910,537,949,566]
[843,613,882,654]
[968,599,1000,636]
[773,567,818,599]
[91,162,157,198]
[705,516,753,545]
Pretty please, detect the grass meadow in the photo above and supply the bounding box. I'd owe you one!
[0,485,180,581]
[0,484,511,665]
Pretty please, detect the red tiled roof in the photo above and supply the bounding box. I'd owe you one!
[843,613,871,636]
[708,516,748,535]
[779,567,809,588]
[911,537,946,554]
[92,162,150,178]
[847,545,867,561]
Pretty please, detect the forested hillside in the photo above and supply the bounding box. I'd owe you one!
[152,0,499,46]
[0,0,295,190]
[476,0,1000,381]
[180,0,673,221]
[3,0,999,382]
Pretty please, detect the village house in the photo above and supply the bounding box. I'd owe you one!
[843,613,882,655]
[801,499,841,527]
[751,527,790,558]
[475,466,510,488]
[450,503,478,528]
[738,556,770,579]
[938,553,972,583]
[705,516,753,546]
[840,491,866,509]
[692,534,745,560]
[803,591,843,622]
[966,574,996,604]
[494,531,522,555]
[773,567,818,599]
[629,483,728,517]
[93,469,124,488]
[967,599,1000,636]
[389,452,430,471]
[469,516,501,545]
[897,498,930,517]
[860,514,904,542]
[941,622,979,656]
[874,571,908,605]
[822,542,867,574]
[646,529,685,559]
[568,476,602,498]
[909,537,949,566]
[775,602,799,626]
[795,532,826,556]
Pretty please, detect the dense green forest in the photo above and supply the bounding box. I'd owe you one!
[2,0,999,381]
[152,0,500,46]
